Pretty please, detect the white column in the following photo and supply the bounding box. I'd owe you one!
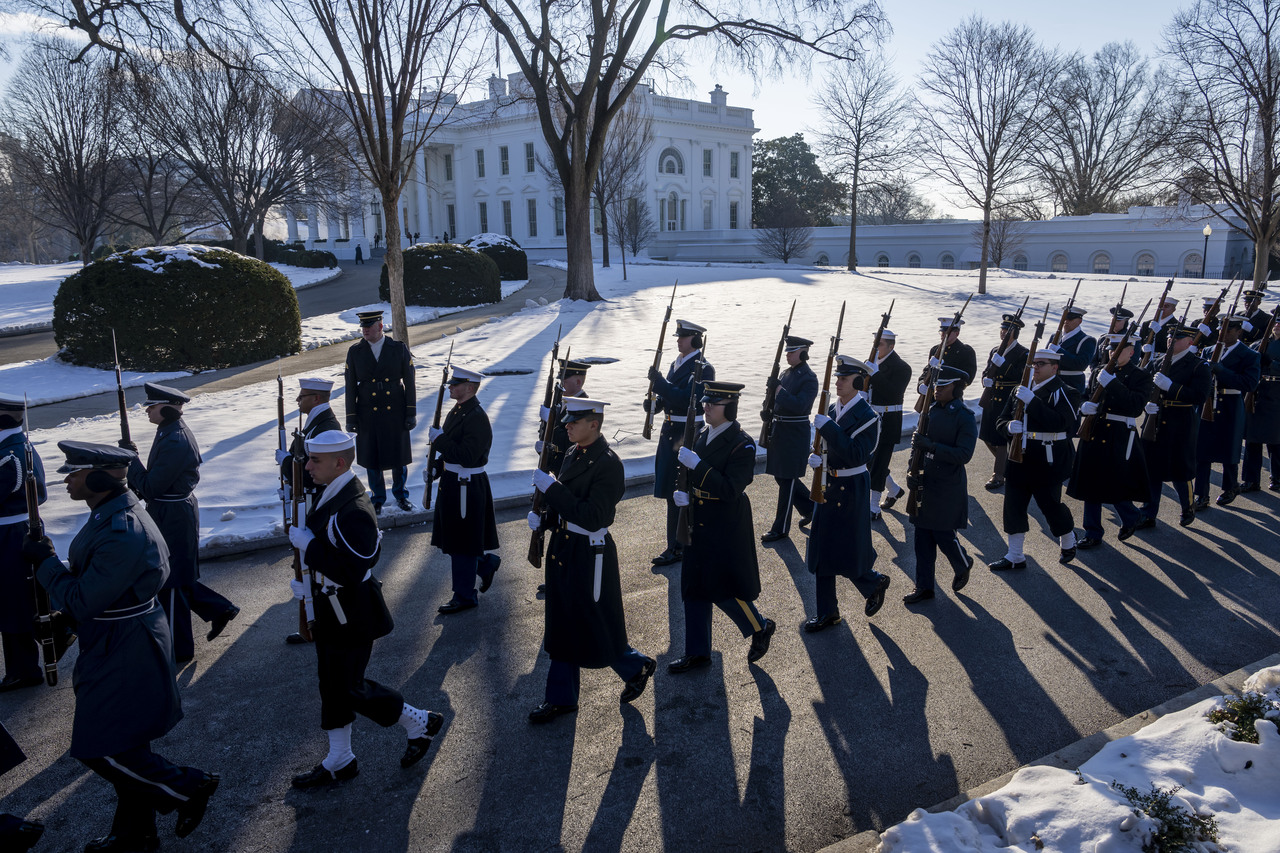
[286,209,299,241]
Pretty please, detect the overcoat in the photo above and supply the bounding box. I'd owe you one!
[128,418,201,588]
[806,397,879,581]
[1142,351,1212,482]
[430,396,499,555]
[1197,342,1261,465]
[650,351,715,498]
[921,341,978,392]
[1053,326,1096,395]
[978,342,1028,445]
[1243,307,1270,344]
[344,336,415,470]
[0,430,44,632]
[997,375,1077,486]
[1139,315,1176,358]
[867,349,912,479]
[539,390,587,477]
[1067,363,1151,503]
[682,421,760,602]
[1245,337,1280,444]
[912,397,976,531]
[764,361,818,478]
[281,403,341,495]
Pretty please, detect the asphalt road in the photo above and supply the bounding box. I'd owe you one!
[3,442,1277,853]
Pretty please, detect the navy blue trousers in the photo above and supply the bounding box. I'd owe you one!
[161,582,236,661]
[80,744,208,840]
[1082,500,1141,539]
[682,597,764,656]
[911,527,969,592]
[545,647,648,705]
[367,466,409,505]
[815,570,885,617]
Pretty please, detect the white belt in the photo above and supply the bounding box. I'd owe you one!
[1220,389,1242,395]
[831,465,868,477]
[1106,414,1138,460]
[95,598,158,621]
[443,463,486,477]
[0,513,27,526]
[565,522,609,602]
[317,570,372,625]
[1060,370,1085,376]
[667,415,704,423]
[871,405,903,414]
[444,463,486,519]
[1026,431,1067,441]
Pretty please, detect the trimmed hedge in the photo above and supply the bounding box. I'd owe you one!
[197,237,337,269]
[379,243,501,307]
[54,245,302,371]
[464,233,528,281]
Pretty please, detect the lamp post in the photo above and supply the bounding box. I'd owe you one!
[1202,224,1212,279]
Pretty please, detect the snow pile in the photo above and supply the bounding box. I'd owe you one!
[109,244,223,272]
[465,232,521,249]
[877,665,1280,852]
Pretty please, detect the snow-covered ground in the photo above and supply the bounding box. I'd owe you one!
[877,664,1280,852]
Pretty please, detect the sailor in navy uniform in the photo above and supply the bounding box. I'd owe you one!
[1047,306,1095,397]
[527,398,656,724]
[125,383,238,663]
[917,318,978,400]
[1240,290,1269,345]
[761,336,818,543]
[536,359,591,481]
[978,314,1029,491]
[428,366,500,613]
[1243,318,1280,490]
[866,329,913,519]
[0,394,47,692]
[647,320,715,566]
[288,431,443,788]
[24,441,219,852]
[988,349,1079,570]
[803,356,890,631]
[1194,297,1222,350]
[1194,315,1261,508]
[1089,308,1133,385]
[344,310,416,514]
[1138,295,1180,362]
[670,381,775,672]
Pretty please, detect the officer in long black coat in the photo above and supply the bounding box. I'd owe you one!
[1138,295,1180,362]
[988,349,1079,570]
[536,359,591,479]
[0,394,46,692]
[647,320,715,566]
[1088,308,1133,383]
[288,430,442,788]
[1195,316,1262,508]
[904,366,976,604]
[24,441,219,851]
[670,381,774,672]
[917,318,978,404]
[1068,336,1151,547]
[1137,324,1213,530]
[344,310,416,513]
[1241,290,1269,344]
[126,383,237,663]
[1048,307,1095,396]
[527,398,656,725]
[427,366,500,613]
[1243,316,1280,490]
[977,314,1028,491]
[761,336,817,542]
[866,330,913,518]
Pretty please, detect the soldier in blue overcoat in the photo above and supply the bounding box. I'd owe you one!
[0,394,46,692]
[1194,316,1261,508]
[1047,306,1096,397]
[761,336,818,542]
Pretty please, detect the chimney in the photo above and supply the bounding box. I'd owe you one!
[709,84,727,107]
[488,76,507,101]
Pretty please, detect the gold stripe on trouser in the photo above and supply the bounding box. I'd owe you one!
[735,599,762,633]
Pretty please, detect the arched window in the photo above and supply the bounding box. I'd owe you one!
[1183,252,1204,278]
[659,148,684,175]
[1051,252,1068,273]
[1093,253,1111,274]
[940,253,955,270]
[877,254,890,268]
[815,253,829,265]
[907,253,921,269]
[1013,255,1028,271]
[1137,253,1155,276]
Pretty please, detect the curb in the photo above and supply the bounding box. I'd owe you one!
[822,650,1280,853]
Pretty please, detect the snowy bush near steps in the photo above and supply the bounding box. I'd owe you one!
[464,232,528,280]
[379,242,501,307]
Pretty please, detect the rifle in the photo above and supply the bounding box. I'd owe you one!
[1190,282,1233,351]
[1202,279,1246,423]
[642,281,678,440]
[979,296,1029,409]
[1140,299,1194,443]
[914,293,974,413]
[528,339,568,569]
[867,299,895,364]
[758,300,797,448]
[809,303,847,503]
[675,339,708,546]
[288,404,313,641]
[112,329,132,448]
[22,396,58,687]
[423,341,454,510]
[1077,299,1152,442]
[1049,279,1083,346]
[1246,305,1280,414]
[1139,278,1175,369]
[1007,304,1052,465]
[277,369,288,529]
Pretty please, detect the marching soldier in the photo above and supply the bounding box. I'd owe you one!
[647,320,715,566]
[527,398,656,724]
[803,356,890,631]
[903,366,976,604]
[23,441,220,851]
[866,330,913,519]
[1048,306,1095,397]
[287,430,443,788]
[1089,308,1133,384]
[1067,336,1151,547]
[1136,324,1213,530]
[761,336,818,543]
[1139,295,1180,360]
[1241,290,1268,344]
[345,310,416,514]
[536,360,591,481]
[917,318,977,398]
[126,383,238,663]
[1194,316,1261,508]
[1243,318,1280,491]
[0,395,46,692]
[1194,296,1222,350]
[671,381,774,672]
[977,314,1028,491]
[988,349,1078,571]
[428,366,500,613]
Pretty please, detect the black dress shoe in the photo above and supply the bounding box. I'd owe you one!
[373,503,383,516]
[401,712,444,768]
[206,606,239,642]
[748,619,776,663]
[760,530,788,544]
[952,552,974,592]
[797,514,812,529]
[285,632,312,645]
[620,656,657,703]
[1180,509,1196,527]
[438,598,477,615]
[174,772,220,838]
[1117,524,1137,542]
[1059,546,1077,565]
[1216,489,1238,506]
[865,575,890,617]
[1270,480,1280,491]
[983,476,1005,491]
[84,833,159,852]
[869,511,882,522]
[292,759,358,789]
[0,675,42,693]
[802,613,842,633]
[1193,495,1210,511]
[1134,516,1157,531]
[667,654,712,674]
[1240,481,1260,493]
[396,497,414,512]
[651,548,683,566]
[988,557,1026,571]
[881,486,905,509]
[902,588,934,605]
[1076,536,1102,550]
[528,702,578,724]
[478,553,502,593]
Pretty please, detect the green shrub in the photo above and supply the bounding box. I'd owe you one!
[463,233,528,281]
[379,243,501,307]
[1206,691,1280,744]
[195,237,337,268]
[1111,781,1219,852]
[54,245,301,371]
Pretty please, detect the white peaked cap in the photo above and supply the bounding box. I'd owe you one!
[449,366,486,384]
[299,377,334,392]
[305,430,356,453]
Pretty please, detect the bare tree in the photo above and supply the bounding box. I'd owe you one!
[1164,0,1280,288]
[0,137,67,262]
[973,215,1029,268]
[856,174,937,224]
[620,193,656,260]
[474,0,885,301]
[111,96,210,245]
[594,103,654,269]
[915,16,1056,294]
[812,51,910,270]
[755,194,813,263]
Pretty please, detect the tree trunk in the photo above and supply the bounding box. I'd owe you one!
[1254,236,1271,289]
[564,177,601,301]
[847,179,858,271]
[599,203,610,268]
[255,214,268,261]
[382,192,408,340]
[80,238,92,266]
[978,208,991,295]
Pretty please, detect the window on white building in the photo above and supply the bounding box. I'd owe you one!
[907,253,921,269]
[593,199,601,234]
[1137,253,1155,275]
[730,151,739,179]
[476,149,485,178]
[446,204,456,237]
[478,202,488,232]
[1013,255,1028,271]
[877,254,890,268]
[703,149,712,177]
[659,148,683,175]
[1093,253,1110,274]
[554,197,565,236]
[729,201,739,229]
[527,198,537,237]
[1051,252,1068,272]
[443,153,453,181]
[703,200,712,229]
[502,200,512,237]
[1184,252,1203,278]
[668,192,678,231]
[816,253,829,265]
[499,146,509,175]
[525,142,535,173]
[940,253,955,270]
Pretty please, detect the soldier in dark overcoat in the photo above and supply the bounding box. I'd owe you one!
[903,366,976,604]
[1193,297,1222,350]
[988,349,1079,570]
[977,314,1028,491]
[1068,336,1151,547]
[1240,290,1268,344]
[25,441,219,851]
[527,398,656,724]
[803,356,890,631]
[288,430,442,788]
[1194,316,1262,508]
[126,383,237,663]
[670,381,774,672]
[866,329,913,518]
[1137,324,1213,530]
[0,394,46,692]
[1088,308,1133,383]
[428,366,500,613]
[536,359,591,479]
[1243,316,1280,490]
[647,320,715,566]
[344,310,416,513]
[761,336,818,542]
[1047,307,1095,396]
[916,318,978,402]
[1138,295,1179,362]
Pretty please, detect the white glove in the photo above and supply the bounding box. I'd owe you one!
[917,383,929,396]
[1015,385,1035,404]
[422,466,431,483]
[808,453,822,468]
[527,511,541,531]
[428,426,443,442]
[1098,369,1115,387]
[1007,420,1025,435]
[275,449,290,465]
[1080,401,1099,416]
[1145,401,1160,415]
[981,377,994,389]
[1047,343,1062,353]
[677,446,701,469]
[289,525,315,552]
[928,356,941,369]
[1153,373,1173,391]
[534,440,545,454]
[539,405,550,422]
[991,353,1005,367]
[277,488,288,501]
[290,579,308,601]
[1198,323,1212,337]
[813,413,831,430]
[673,490,690,507]
[1142,343,1154,354]
[866,362,879,376]
[1188,345,1199,355]
[1243,321,1255,333]
[533,469,556,492]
